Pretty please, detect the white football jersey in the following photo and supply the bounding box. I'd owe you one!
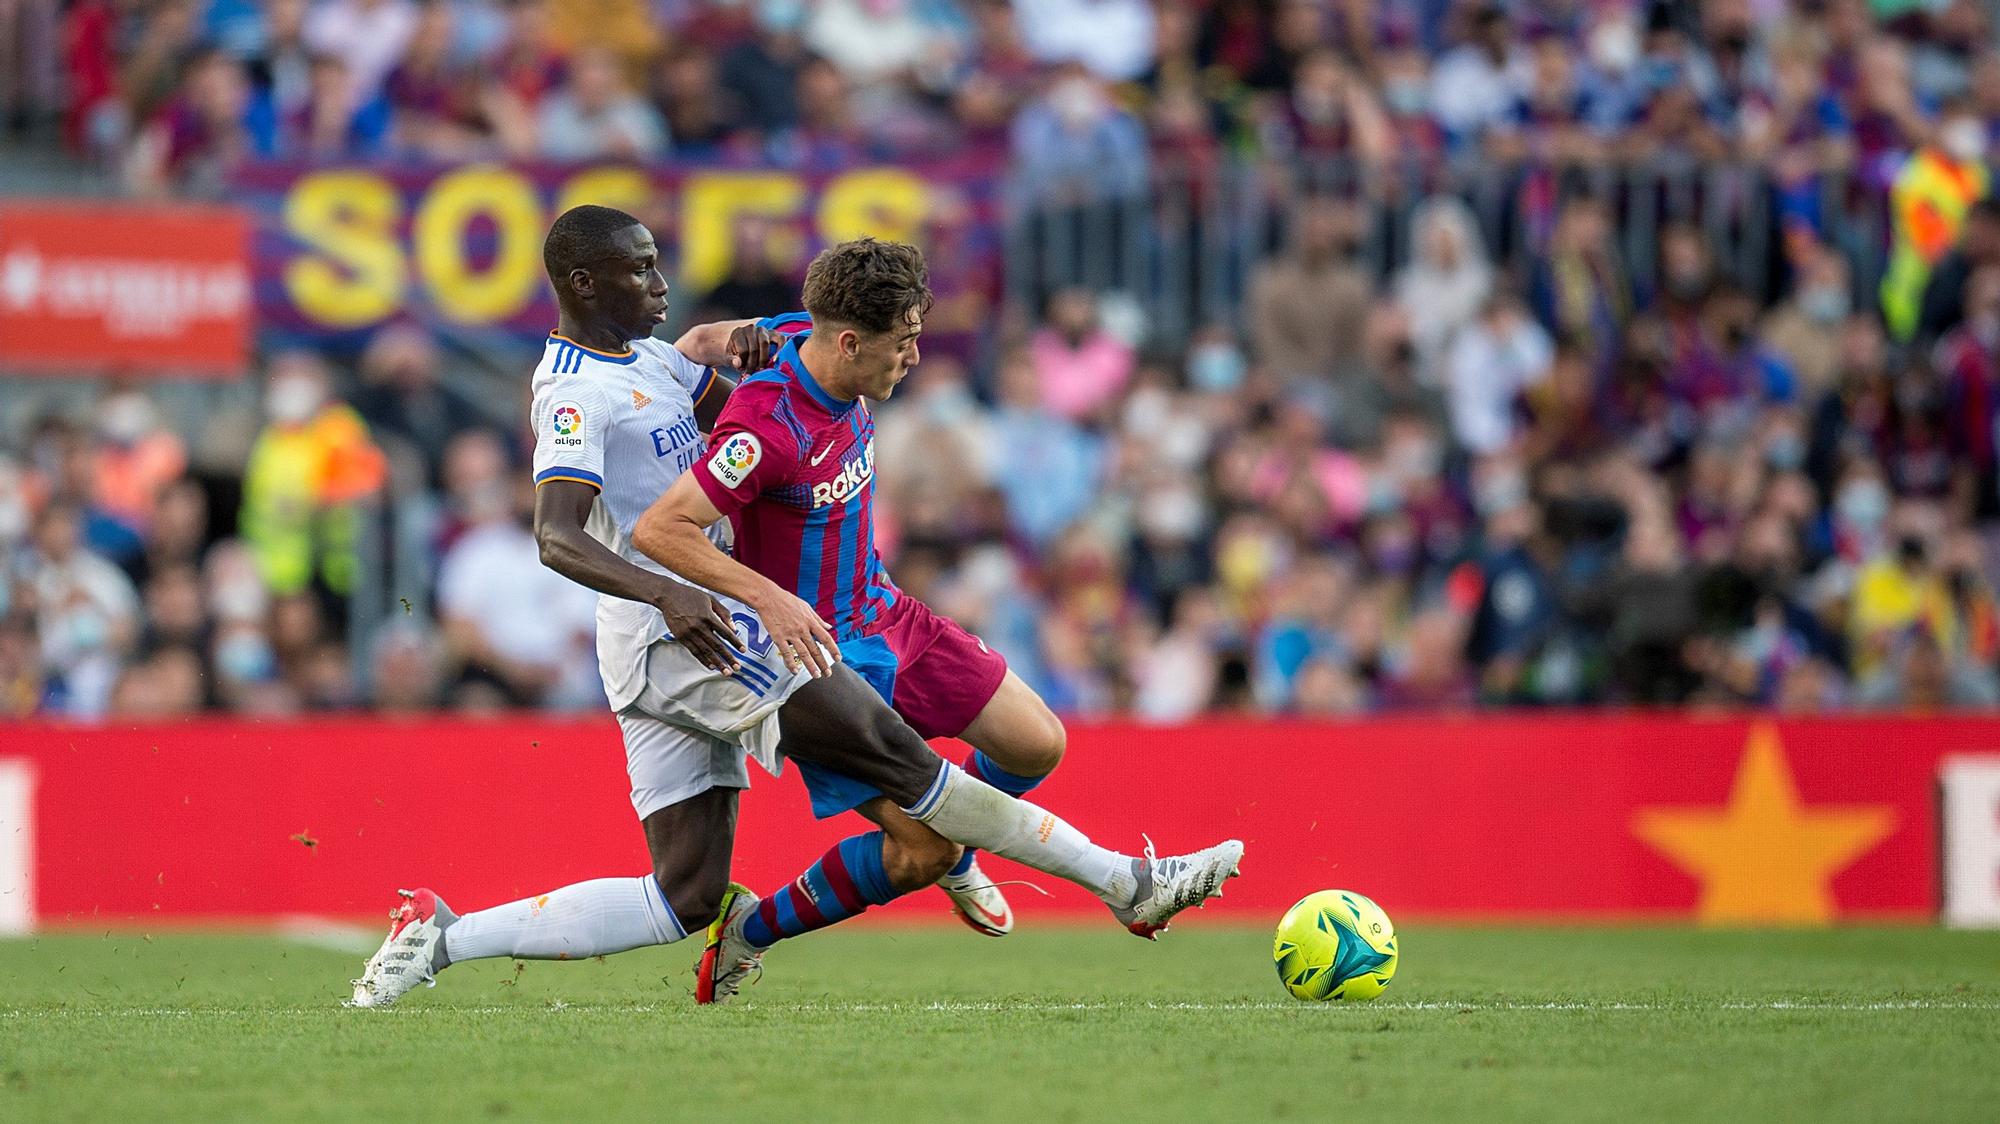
[529,332,727,710]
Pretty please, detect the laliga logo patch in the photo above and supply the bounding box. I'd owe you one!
[707,432,762,488]
[550,401,585,448]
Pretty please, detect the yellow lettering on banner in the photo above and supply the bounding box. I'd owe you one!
[282,170,406,329]
[554,168,657,223]
[818,168,930,247]
[413,165,543,324]
[679,172,806,293]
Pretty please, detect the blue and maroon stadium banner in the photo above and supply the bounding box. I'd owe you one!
[227,157,1006,347]
[6,715,2000,933]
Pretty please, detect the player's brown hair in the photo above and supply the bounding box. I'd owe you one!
[801,238,934,335]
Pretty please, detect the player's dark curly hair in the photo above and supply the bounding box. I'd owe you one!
[544,205,644,292]
[801,238,934,335]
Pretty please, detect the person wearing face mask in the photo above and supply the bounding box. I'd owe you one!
[1760,241,1853,402]
[1881,99,1992,342]
[89,385,187,542]
[237,349,388,603]
[1010,63,1148,206]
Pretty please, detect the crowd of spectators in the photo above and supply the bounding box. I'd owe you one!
[0,0,1994,195]
[7,0,2000,720]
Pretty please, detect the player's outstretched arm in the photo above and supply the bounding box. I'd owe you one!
[532,479,743,672]
[631,473,840,677]
[674,319,784,373]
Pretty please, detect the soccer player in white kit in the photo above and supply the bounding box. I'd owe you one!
[348,207,1240,1009]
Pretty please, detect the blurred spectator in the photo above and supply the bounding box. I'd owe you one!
[1030,288,1136,424]
[125,47,251,194]
[1012,0,1155,82]
[239,352,388,602]
[1446,293,1554,457]
[718,0,812,134]
[384,0,498,159]
[1011,65,1148,205]
[1881,97,1991,340]
[1397,196,1494,386]
[1529,194,1631,364]
[1855,625,2000,709]
[1936,265,2000,521]
[1247,196,1372,381]
[1850,518,1955,676]
[0,613,44,716]
[1428,2,1530,148]
[1761,242,1853,402]
[263,54,392,160]
[244,0,315,127]
[990,349,1105,548]
[89,386,187,545]
[695,216,798,322]
[0,0,59,138]
[653,47,737,152]
[434,478,598,709]
[370,621,445,712]
[536,45,667,161]
[22,501,139,718]
[807,0,965,84]
[353,324,485,491]
[1914,197,2000,345]
[302,0,419,103]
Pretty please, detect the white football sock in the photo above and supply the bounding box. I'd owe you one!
[439,876,683,966]
[903,763,1139,907]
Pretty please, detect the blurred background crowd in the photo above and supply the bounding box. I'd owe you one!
[6,0,2000,720]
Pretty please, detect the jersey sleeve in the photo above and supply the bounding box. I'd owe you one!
[530,379,611,492]
[650,338,722,405]
[756,311,814,338]
[692,389,802,518]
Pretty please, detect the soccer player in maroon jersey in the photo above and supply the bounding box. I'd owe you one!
[635,240,1242,995]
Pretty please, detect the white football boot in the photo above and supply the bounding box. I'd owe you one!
[348,888,449,1008]
[939,854,1014,937]
[1109,837,1245,939]
[694,882,765,1005]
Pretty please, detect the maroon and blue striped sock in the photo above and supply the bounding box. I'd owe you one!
[948,752,1051,877]
[741,830,899,948]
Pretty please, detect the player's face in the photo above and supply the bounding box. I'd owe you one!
[854,307,923,400]
[589,225,670,337]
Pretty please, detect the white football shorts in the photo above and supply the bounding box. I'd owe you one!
[615,604,814,820]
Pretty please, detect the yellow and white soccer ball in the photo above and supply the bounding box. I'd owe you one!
[1272,889,1398,1001]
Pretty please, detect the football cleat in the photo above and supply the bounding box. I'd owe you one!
[1109,837,1244,940]
[694,882,764,1005]
[348,888,449,1008]
[938,854,1014,937]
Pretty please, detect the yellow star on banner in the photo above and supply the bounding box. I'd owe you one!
[1632,724,1897,925]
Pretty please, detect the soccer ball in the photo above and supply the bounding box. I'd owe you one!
[1272,889,1398,1001]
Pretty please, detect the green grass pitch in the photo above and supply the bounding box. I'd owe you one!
[3,924,1998,1122]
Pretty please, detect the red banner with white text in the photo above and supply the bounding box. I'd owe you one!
[2,714,1994,931]
[0,202,251,376]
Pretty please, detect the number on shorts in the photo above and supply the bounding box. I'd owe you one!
[730,611,777,658]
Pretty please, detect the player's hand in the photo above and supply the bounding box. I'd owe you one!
[653,583,743,673]
[755,589,840,677]
[726,324,784,372]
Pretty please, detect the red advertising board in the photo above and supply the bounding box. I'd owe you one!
[1,714,1993,929]
[0,201,251,376]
